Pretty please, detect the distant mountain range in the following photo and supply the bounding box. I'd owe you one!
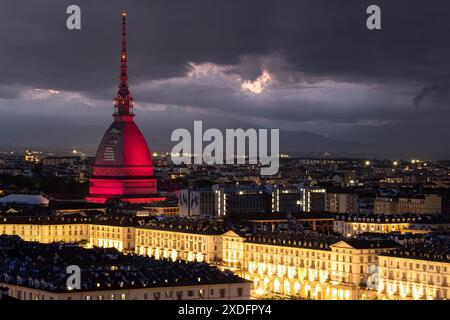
[0,116,446,160]
[0,117,375,158]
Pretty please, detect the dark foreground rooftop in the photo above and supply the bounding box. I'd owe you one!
[0,235,249,293]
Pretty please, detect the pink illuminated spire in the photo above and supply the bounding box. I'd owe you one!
[114,11,134,116]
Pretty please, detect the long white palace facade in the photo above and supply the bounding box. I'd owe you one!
[1,213,449,300]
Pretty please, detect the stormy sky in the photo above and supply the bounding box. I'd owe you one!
[1,0,450,159]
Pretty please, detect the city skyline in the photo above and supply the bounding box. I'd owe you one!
[1,0,450,159]
[1,1,450,305]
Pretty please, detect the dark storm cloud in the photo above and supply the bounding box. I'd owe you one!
[1,0,450,157]
[1,0,449,93]
[413,84,449,107]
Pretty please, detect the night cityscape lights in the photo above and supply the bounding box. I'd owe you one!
[0,3,450,311]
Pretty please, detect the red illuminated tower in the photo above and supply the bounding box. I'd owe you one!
[86,12,165,204]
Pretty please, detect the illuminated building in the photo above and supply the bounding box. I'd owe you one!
[86,12,164,204]
[135,204,180,216]
[398,195,442,215]
[378,244,450,300]
[267,185,304,213]
[333,214,419,237]
[135,219,224,263]
[222,232,397,300]
[305,187,327,212]
[334,213,450,238]
[0,236,250,300]
[213,185,267,216]
[0,214,134,253]
[88,215,136,253]
[24,150,40,164]
[1,213,448,300]
[326,192,358,214]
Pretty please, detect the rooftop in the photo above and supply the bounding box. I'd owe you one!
[0,194,49,206]
[337,239,399,249]
[244,231,342,250]
[335,213,450,225]
[380,236,450,263]
[137,217,233,235]
[0,235,249,293]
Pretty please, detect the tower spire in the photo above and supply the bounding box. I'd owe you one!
[120,10,128,88]
[114,10,134,117]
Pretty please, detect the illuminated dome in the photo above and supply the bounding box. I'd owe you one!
[94,120,154,169]
[86,12,165,204]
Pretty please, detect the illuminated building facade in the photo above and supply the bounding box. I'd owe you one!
[213,185,267,216]
[86,12,164,204]
[0,215,134,253]
[326,192,358,214]
[222,231,397,300]
[1,214,448,300]
[24,150,41,164]
[136,204,180,216]
[398,195,442,215]
[0,216,89,244]
[378,247,450,300]
[268,185,304,213]
[333,214,419,237]
[305,188,327,212]
[135,227,223,264]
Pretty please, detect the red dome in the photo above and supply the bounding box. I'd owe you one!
[86,12,164,204]
[94,116,154,169]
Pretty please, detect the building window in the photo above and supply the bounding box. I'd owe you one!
[237,287,244,297]
[220,289,226,298]
[188,290,194,297]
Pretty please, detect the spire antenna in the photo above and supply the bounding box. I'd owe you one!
[114,10,134,117]
[120,10,128,88]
